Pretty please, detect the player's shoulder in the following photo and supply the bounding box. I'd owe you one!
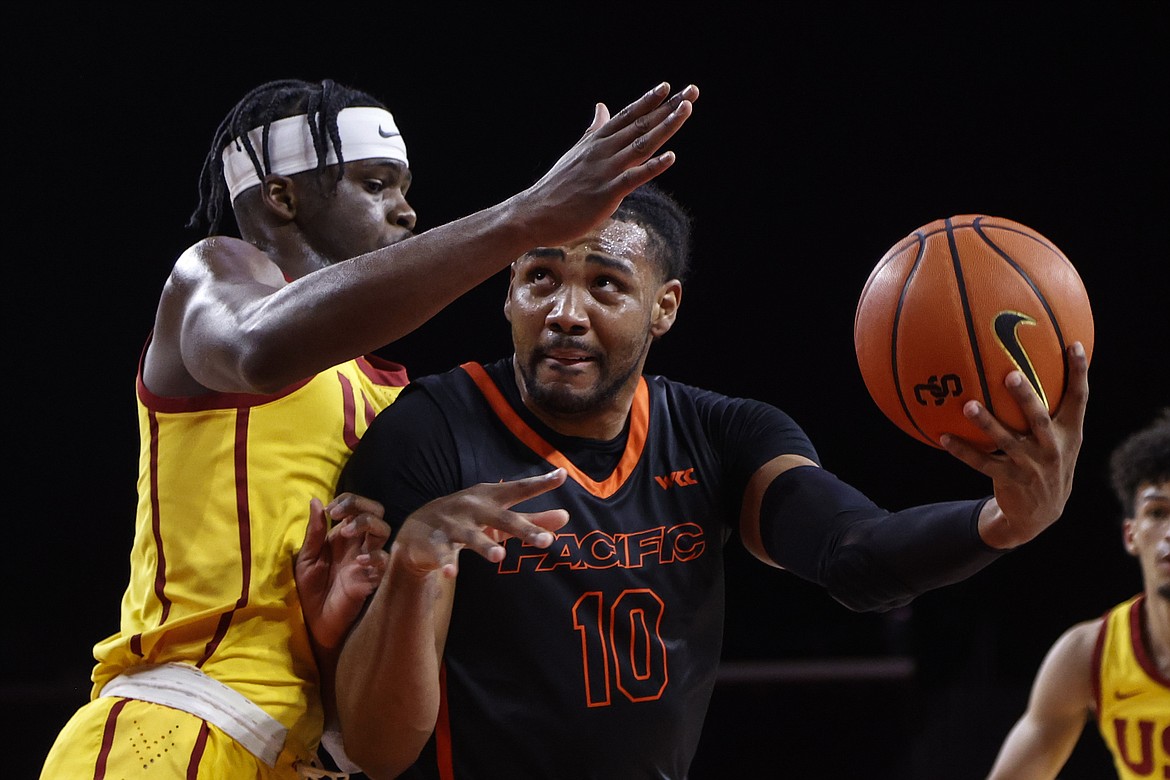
[646,373,789,418]
[170,235,281,287]
[1048,616,1106,667]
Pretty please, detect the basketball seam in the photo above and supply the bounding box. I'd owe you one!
[891,233,936,446]
[949,217,994,418]
[973,221,1070,401]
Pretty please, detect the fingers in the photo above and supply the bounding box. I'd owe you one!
[395,469,571,575]
[526,508,571,534]
[606,91,695,167]
[585,102,611,135]
[601,83,698,139]
[326,492,385,521]
[298,497,328,562]
[1055,342,1089,428]
[353,549,389,589]
[490,468,568,507]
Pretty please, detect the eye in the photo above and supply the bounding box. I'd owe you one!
[519,263,554,287]
[363,179,386,193]
[593,275,625,293]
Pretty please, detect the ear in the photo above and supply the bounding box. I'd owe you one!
[259,174,298,221]
[650,279,682,339]
[503,263,519,323]
[1122,518,1138,557]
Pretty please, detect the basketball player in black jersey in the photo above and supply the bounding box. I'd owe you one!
[334,184,1090,779]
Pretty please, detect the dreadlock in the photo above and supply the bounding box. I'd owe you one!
[187,79,388,235]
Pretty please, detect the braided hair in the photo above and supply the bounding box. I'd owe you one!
[188,79,388,235]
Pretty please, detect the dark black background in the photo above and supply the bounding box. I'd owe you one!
[8,3,1167,778]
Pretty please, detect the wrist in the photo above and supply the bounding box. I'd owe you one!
[976,499,1020,550]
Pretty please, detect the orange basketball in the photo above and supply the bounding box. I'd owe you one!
[854,215,1093,450]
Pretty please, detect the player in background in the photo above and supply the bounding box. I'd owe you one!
[987,409,1169,780]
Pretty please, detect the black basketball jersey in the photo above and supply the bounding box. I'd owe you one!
[340,359,818,779]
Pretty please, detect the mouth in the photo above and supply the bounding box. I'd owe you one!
[536,344,598,370]
[382,230,414,249]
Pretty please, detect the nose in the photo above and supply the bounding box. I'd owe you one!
[545,285,589,335]
[388,191,417,232]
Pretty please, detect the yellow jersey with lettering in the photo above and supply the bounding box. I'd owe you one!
[1093,594,1170,779]
[91,352,407,763]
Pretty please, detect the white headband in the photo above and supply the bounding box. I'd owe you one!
[221,106,409,201]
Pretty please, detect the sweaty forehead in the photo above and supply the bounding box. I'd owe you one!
[594,219,650,261]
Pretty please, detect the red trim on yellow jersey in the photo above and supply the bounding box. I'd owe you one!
[1091,608,1109,717]
[132,409,170,658]
[459,362,648,500]
[94,698,128,779]
[197,409,255,667]
[1128,595,1170,687]
[436,662,454,780]
[135,336,408,414]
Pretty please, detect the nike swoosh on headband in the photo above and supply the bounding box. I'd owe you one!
[379,126,401,138]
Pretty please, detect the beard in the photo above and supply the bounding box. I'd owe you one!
[518,336,646,417]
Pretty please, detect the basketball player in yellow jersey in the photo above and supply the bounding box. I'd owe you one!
[40,78,698,779]
[987,409,1169,779]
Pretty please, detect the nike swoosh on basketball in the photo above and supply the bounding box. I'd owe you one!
[993,311,1048,407]
[378,126,401,138]
[1114,689,1143,700]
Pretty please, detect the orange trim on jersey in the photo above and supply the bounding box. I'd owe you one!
[436,662,454,780]
[459,362,648,500]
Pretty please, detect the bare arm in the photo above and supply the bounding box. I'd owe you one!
[986,621,1098,780]
[335,470,569,779]
[150,83,698,396]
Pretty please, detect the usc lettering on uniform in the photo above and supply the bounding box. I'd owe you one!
[1093,595,1170,779]
[1108,717,1169,777]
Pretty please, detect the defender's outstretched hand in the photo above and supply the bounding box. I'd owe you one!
[296,493,391,651]
[942,342,1090,549]
[393,468,570,578]
[515,82,699,247]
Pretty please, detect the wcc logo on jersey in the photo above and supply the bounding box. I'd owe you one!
[654,468,698,489]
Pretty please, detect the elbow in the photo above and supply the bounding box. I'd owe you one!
[343,728,431,780]
[231,335,300,394]
[822,546,916,613]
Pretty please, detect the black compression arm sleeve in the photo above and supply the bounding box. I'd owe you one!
[759,466,1004,612]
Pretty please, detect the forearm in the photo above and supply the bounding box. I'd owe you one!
[986,716,1081,780]
[212,200,536,391]
[336,553,445,779]
[759,466,1003,612]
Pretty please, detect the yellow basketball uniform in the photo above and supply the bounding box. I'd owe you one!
[42,353,407,778]
[1094,594,1170,779]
